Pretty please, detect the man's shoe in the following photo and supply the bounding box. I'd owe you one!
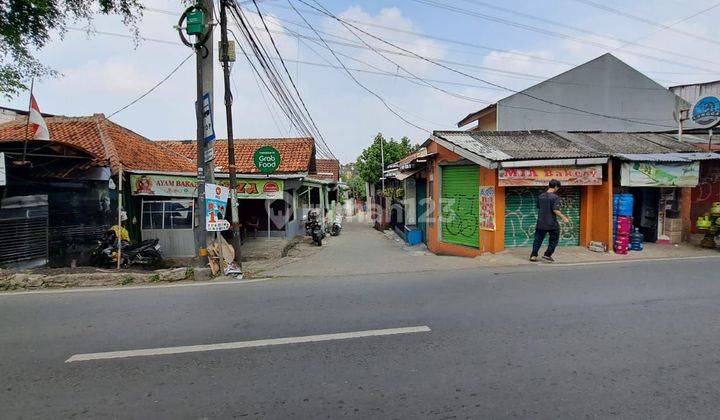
[529,256,538,262]
[542,255,555,262]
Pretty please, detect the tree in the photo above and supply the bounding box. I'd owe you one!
[355,133,419,185]
[1,0,144,98]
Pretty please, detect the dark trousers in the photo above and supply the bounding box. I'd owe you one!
[531,228,559,257]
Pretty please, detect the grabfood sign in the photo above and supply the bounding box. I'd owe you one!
[691,96,720,128]
[253,146,281,174]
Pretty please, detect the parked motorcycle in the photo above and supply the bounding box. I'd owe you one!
[304,210,325,246]
[90,228,163,268]
[330,213,342,236]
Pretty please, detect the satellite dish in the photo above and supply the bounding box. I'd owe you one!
[690,96,720,128]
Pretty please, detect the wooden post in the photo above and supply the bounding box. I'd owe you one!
[116,164,123,270]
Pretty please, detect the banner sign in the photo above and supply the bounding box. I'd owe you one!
[498,165,602,186]
[479,186,495,231]
[620,162,700,187]
[200,92,215,163]
[205,183,230,231]
[0,152,6,186]
[131,174,284,199]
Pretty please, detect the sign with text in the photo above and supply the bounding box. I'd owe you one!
[620,162,700,187]
[479,186,496,231]
[0,152,6,186]
[253,146,281,174]
[691,96,720,128]
[205,183,230,231]
[499,165,603,187]
[130,174,284,199]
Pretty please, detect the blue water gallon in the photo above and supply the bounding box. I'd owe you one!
[616,194,634,217]
[629,227,644,251]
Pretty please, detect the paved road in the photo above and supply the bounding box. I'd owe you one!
[3,258,720,418]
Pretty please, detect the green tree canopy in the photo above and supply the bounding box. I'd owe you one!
[1,0,144,98]
[355,133,419,185]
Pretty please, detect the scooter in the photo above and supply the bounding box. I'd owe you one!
[90,228,163,268]
[304,210,325,246]
[330,213,342,236]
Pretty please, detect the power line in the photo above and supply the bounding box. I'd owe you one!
[572,0,720,47]
[455,0,720,66]
[300,0,679,130]
[286,0,431,133]
[405,0,719,73]
[250,0,337,160]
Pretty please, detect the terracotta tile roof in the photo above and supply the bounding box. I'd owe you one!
[0,114,194,173]
[157,138,315,174]
[313,158,340,182]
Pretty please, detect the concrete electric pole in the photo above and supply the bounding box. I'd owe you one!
[177,1,214,262]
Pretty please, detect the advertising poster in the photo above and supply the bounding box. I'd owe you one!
[479,186,496,231]
[499,165,602,186]
[620,162,700,187]
[205,183,230,232]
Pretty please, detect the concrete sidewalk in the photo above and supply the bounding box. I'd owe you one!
[263,221,720,277]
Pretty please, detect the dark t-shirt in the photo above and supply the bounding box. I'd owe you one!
[536,191,560,230]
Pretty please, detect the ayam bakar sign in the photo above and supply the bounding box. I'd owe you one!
[130,174,284,199]
[498,165,603,187]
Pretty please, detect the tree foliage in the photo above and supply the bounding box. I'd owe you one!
[355,133,419,185]
[1,0,144,98]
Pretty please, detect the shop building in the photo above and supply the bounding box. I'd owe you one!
[0,113,193,266]
[149,138,328,257]
[414,130,717,258]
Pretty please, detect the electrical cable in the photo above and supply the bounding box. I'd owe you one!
[300,0,679,130]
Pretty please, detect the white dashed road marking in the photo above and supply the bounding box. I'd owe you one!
[65,326,432,363]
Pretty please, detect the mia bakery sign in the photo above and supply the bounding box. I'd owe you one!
[691,96,720,128]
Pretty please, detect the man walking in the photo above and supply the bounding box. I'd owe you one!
[530,179,570,262]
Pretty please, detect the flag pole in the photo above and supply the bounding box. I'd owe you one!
[21,78,34,164]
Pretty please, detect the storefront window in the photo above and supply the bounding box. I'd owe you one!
[142,200,193,230]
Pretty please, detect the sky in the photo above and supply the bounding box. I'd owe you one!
[3,0,720,163]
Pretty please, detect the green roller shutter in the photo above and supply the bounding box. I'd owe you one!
[441,166,479,248]
[504,187,580,247]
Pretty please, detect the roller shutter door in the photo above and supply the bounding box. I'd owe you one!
[504,187,580,247]
[441,166,479,248]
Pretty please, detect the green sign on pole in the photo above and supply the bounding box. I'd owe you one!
[253,146,281,174]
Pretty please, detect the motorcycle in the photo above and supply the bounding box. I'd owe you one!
[90,228,163,268]
[304,210,325,246]
[330,213,342,236]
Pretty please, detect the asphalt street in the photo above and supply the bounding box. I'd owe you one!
[2,257,720,418]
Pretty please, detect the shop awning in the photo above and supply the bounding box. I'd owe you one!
[396,168,423,181]
[616,152,720,162]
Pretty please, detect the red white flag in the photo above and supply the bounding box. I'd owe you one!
[28,94,50,140]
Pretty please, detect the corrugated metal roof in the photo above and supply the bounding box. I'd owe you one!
[558,132,700,154]
[615,152,720,162]
[434,130,603,161]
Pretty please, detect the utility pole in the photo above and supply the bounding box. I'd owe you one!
[219,0,242,267]
[201,0,215,258]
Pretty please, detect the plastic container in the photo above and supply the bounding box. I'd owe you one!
[614,194,634,217]
[616,216,632,234]
[629,227,644,251]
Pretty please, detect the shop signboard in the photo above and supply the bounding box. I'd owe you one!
[479,186,495,231]
[205,183,230,231]
[691,96,720,128]
[253,146,281,174]
[130,174,284,199]
[0,152,6,186]
[498,165,602,187]
[620,162,700,187]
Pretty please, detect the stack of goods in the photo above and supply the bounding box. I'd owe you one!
[613,194,634,254]
[630,227,644,251]
[664,218,683,244]
[696,202,720,249]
